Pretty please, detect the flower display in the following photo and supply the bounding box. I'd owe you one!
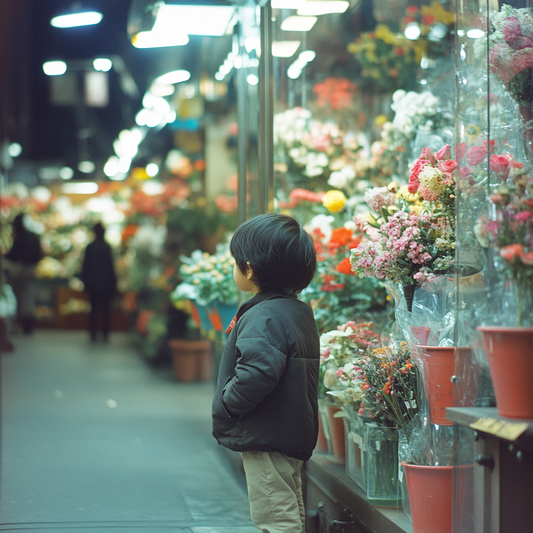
[171,245,239,307]
[312,77,358,111]
[407,145,457,228]
[347,23,419,91]
[301,216,388,332]
[274,108,360,189]
[319,321,382,406]
[357,342,419,432]
[479,186,533,325]
[488,5,533,108]
[350,209,455,287]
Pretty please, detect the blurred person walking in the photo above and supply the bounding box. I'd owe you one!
[81,222,117,342]
[4,213,44,335]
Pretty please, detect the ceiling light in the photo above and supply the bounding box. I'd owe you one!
[297,1,349,16]
[153,4,236,37]
[146,163,159,177]
[154,70,191,85]
[51,10,102,28]
[150,84,175,97]
[272,41,301,57]
[61,182,99,195]
[281,16,317,32]
[60,167,74,180]
[78,161,96,174]
[93,58,112,72]
[8,143,22,157]
[299,50,316,62]
[132,31,189,48]
[43,61,67,76]
[272,0,306,8]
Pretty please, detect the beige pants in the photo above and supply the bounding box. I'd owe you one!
[241,451,305,533]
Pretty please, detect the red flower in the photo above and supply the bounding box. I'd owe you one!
[437,159,459,173]
[455,142,467,162]
[489,154,511,174]
[500,243,523,260]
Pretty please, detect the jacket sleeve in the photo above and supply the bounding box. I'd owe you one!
[222,329,287,418]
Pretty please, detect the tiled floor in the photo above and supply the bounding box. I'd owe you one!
[0,329,257,532]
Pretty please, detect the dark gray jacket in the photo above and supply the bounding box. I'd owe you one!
[212,292,320,461]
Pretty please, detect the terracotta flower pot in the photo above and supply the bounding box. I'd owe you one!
[418,346,472,426]
[403,463,473,533]
[168,339,213,382]
[478,326,533,419]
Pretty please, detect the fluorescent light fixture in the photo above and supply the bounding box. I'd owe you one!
[61,182,99,195]
[78,161,96,174]
[132,31,189,48]
[154,70,191,85]
[467,28,485,39]
[272,0,306,8]
[154,4,236,36]
[150,84,175,97]
[51,11,102,28]
[272,41,301,57]
[281,16,317,32]
[297,1,349,16]
[43,61,67,76]
[287,64,302,79]
[93,58,112,72]
[299,50,316,62]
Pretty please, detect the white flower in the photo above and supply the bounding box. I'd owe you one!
[306,214,335,243]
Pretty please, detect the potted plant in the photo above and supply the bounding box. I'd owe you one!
[477,165,533,418]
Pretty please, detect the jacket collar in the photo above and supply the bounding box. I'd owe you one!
[225,292,296,334]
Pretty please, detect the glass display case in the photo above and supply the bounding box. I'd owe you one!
[238,0,533,531]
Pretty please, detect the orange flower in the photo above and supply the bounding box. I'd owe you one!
[336,257,354,275]
[330,227,353,246]
[500,243,523,261]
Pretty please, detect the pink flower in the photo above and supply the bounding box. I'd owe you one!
[437,159,459,173]
[408,158,429,193]
[515,211,532,223]
[490,154,511,174]
[436,145,452,160]
[419,147,436,164]
[500,243,523,260]
[455,142,467,162]
[520,250,533,265]
[502,17,523,42]
[459,166,473,178]
[466,145,488,167]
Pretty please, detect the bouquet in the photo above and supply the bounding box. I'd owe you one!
[350,209,455,289]
[488,5,533,109]
[357,342,419,432]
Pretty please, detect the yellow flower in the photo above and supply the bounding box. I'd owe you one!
[322,190,347,213]
[375,24,395,45]
[374,114,388,126]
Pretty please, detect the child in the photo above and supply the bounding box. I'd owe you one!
[212,213,320,533]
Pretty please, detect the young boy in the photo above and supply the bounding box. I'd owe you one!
[212,213,320,533]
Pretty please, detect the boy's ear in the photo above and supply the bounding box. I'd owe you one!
[246,263,253,280]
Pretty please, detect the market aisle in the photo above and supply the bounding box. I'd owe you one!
[0,330,256,533]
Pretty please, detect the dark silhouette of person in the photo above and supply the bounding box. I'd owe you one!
[81,222,117,342]
[4,213,44,335]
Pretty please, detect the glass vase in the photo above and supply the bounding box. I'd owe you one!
[365,423,401,508]
[346,412,366,489]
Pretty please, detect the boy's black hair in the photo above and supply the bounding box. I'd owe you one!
[230,213,317,296]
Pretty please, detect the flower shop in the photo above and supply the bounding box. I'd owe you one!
[2,0,533,531]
